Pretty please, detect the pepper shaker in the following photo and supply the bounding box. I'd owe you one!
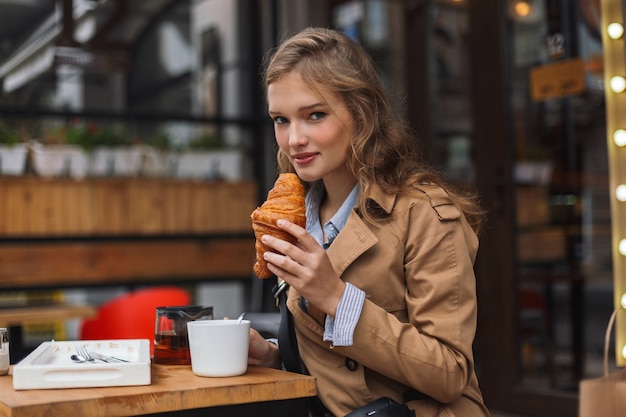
[0,328,9,375]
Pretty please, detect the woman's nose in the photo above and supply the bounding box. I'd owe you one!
[288,124,308,146]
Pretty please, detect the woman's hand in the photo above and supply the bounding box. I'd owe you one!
[261,219,346,317]
[248,328,281,368]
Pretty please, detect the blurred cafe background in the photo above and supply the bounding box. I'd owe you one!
[0,0,623,416]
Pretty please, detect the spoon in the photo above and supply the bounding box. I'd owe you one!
[71,354,91,363]
[236,312,246,323]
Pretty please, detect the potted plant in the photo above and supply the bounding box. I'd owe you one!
[67,122,142,177]
[31,124,89,178]
[176,132,247,181]
[0,121,28,176]
[142,130,174,177]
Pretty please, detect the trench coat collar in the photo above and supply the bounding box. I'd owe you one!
[324,182,396,277]
[366,182,397,215]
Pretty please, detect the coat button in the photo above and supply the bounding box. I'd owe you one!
[345,358,358,371]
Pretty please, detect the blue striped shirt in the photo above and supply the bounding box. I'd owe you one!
[306,181,365,346]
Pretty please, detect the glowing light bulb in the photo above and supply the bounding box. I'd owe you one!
[514,1,531,17]
[618,185,626,202]
[611,76,626,93]
[621,293,626,309]
[608,23,625,39]
[622,344,626,359]
[620,239,626,256]
[615,129,626,147]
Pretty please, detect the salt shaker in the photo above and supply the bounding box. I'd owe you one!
[0,328,9,376]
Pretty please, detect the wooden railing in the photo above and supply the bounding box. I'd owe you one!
[0,177,257,236]
[0,178,258,289]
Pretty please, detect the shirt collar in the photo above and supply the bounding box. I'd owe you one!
[306,181,359,248]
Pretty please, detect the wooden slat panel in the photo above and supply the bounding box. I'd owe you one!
[0,183,8,234]
[5,184,17,234]
[0,178,258,237]
[0,238,255,289]
[93,179,129,234]
[214,181,258,232]
[190,182,218,233]
[73,180,95,234]
[127,179,164,234]
[45,180,64,234]
[26,180,43,234]
[162,181,192,233]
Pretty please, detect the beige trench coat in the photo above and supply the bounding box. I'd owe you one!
[286,182,490,417]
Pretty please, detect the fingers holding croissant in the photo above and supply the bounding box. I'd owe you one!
[251,173,306,279]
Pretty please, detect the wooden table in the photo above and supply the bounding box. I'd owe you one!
[0,364,317,417]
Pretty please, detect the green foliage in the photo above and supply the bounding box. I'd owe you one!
[188,133,224,150]
[146,131,172,150]
[35,121,228,153]
[63,122,132,150]
[0,121,20,145]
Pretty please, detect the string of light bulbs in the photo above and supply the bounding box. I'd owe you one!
[601,0,626,366]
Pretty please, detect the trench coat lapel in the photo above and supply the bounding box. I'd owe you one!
[326,183,397,277]
[326,209,378,276]
[289,211,378,331]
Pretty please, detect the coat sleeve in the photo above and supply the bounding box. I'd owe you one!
[335,192,480,404]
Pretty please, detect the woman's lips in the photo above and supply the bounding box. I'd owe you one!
[292,152,317,165]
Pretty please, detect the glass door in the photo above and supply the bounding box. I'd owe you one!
[510,0,614,393]
[466,0,614,416]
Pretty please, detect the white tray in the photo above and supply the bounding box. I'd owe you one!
[12,339,151,390]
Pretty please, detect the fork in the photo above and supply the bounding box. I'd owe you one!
[76,345,128,363]
[76,345,106,363]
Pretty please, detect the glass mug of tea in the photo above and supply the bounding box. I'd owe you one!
[153,306,213,365]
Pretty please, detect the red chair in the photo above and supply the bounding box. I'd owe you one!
[80,286,191,355]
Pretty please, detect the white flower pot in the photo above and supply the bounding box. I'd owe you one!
[89,146,150,177]
[31,144,89,178]
[136,146,170,177]
[174,149,247,181]
[0,144,28,176]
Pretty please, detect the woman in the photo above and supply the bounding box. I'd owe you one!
[248,27,490,417]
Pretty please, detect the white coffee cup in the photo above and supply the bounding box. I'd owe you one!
[187,319,250,377]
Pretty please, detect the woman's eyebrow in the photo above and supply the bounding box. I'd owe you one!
[269,102,325,115]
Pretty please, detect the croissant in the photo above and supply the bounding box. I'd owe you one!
[251,173,306,279]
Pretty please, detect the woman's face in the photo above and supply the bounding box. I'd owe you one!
[267,71,355,184]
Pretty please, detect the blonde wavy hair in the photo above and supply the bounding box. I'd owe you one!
[263,27,485,233]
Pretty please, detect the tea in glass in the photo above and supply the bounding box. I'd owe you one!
[153,306,213,365]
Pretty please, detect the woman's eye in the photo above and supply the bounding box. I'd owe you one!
[273,116,287,124]
[310,112,326,121]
